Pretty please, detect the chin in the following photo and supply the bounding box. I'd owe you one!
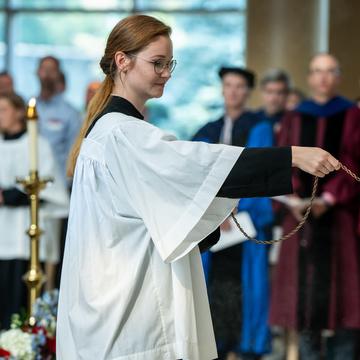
[318,89,333,97]
[152,90,164,98]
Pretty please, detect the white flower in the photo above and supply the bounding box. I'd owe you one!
[0,329,34,360]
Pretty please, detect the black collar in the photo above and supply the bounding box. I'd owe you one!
[3,128,26,140]
[85,96,144,137]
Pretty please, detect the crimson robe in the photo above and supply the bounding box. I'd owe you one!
[270,96,360,330]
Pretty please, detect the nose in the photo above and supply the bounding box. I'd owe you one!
[160,67,171,78]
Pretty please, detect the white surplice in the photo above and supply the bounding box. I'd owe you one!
[0,133,69,262]
[57,113,244,360]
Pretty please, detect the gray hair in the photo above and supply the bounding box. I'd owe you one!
[260,68,291,91]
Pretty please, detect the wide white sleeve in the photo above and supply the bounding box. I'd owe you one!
[106,121,244,263]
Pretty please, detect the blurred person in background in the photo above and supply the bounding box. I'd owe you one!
[0,72,14,96]
[85,80,101,110]
[36,55,81,288]
[256,68,290,134]
[354,96,360,109]
[36,55,82,184]
[193,67,274,360]
[56,70,66,94]
[0,93,69,328]
[286,87,306,111]
[270,53,360,360]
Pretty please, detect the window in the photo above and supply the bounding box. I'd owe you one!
[0,11,5,69]
[1,0,246,138]
[11,12,126,110]
[11,0,131,10]
[146,12,246,138]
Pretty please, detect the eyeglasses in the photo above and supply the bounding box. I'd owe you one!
[128,54,177,74]
[309,68,340,76]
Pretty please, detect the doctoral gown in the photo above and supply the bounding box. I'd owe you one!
[270,96,360,331]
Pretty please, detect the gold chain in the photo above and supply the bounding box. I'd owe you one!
[340,162,360,182]
[231,163,360,245]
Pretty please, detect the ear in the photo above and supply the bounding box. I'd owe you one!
[114,51,131,73]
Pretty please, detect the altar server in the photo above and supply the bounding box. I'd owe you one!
[0,93,69,329]
[57,15,339,360]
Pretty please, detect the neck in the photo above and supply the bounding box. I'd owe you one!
[112,84,145,115]
[40,88,57,101]
[40,90,55,100]
[225,106,244,121]
[265,108,282,116]
[4,122,24,135]
[312,93,335,104]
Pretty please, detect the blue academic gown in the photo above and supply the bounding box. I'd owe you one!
[193,114,273,355]
[236,122,273,355]
[256,109,285,128]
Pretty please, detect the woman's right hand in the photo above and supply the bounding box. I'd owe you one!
[291,146,340,177]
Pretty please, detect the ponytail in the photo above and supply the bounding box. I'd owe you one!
[67,75,113,176]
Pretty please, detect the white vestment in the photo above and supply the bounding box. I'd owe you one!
[57,113,243,360]
[0,133,69,262]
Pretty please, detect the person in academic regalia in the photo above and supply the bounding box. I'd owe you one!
[193,66,258,146]
[256,68,290,133]
[270,53,360,359]
[286,87,306,112]
[0,71,14,96]
[57,15,340,360]
[0,93,69,329]
[193,67,274,360]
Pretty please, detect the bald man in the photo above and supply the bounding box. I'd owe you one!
[270,53,360,359]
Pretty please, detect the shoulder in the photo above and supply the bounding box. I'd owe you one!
[343,106,360,133]
[234,111,259,130]
[0,133,27,148]
[89,112,134,136]
[56,96,80,116]
[235,110,259,123]
[114,118,176,143]
[199,118,223,131]
[346,104,360,118]
[281,109,301,121]
[192,117,223,137]
[245,110,261,123]
[252,120,273,132]
[38,134,53,146]
[244,110,260,118]
[91,114,174,146]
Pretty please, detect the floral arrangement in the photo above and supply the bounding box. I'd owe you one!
[0,290,58,360]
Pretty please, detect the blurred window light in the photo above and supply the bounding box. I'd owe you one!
[0,0,246,139]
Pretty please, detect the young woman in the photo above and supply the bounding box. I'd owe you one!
[57,15,339,360]
[0,93,68,328]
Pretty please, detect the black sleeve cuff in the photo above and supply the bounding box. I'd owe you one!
[2,188,29,206]
[217,147,293,198]
[199,227,220,253]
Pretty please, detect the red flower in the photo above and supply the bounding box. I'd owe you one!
[0,348,11,358]
[31,325,47,335]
